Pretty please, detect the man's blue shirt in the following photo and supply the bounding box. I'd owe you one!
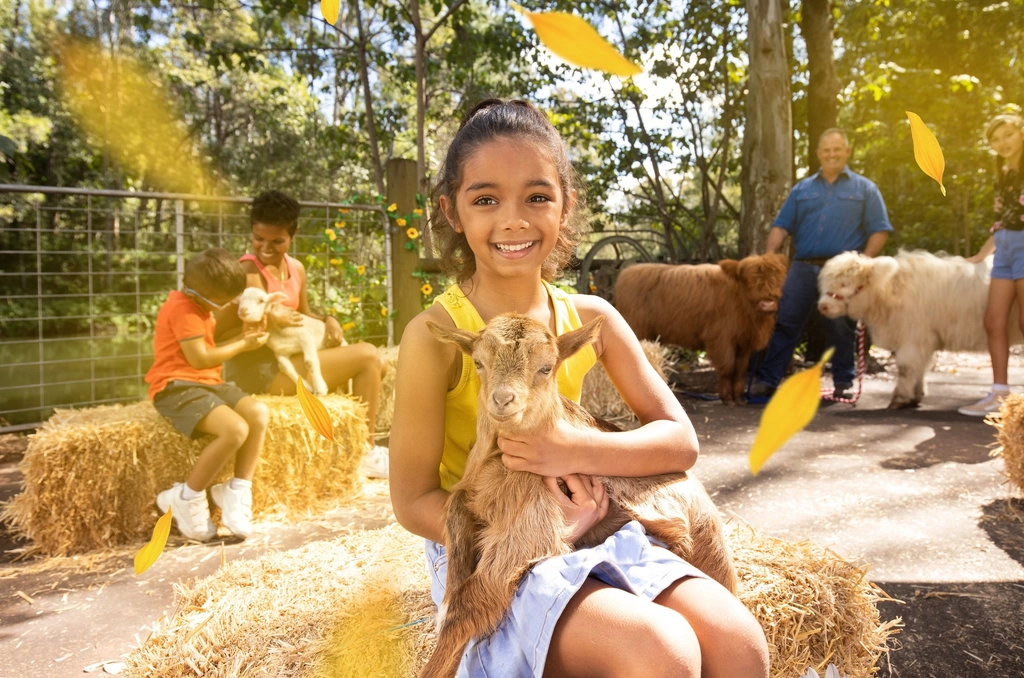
[773,166,892,259]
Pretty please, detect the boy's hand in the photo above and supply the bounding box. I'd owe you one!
[323,316,344,348]
[543,474,608,543]
[242,328,269,350]
[242,318,267,334]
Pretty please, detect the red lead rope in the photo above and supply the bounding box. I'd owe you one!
[820,321,866,405]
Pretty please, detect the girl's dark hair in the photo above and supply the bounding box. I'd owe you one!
[430,99,587,283]
[183,248,247,297]
[251,190,300,236]
[985,114,1024,184]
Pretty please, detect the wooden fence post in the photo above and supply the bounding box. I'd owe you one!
[387,158,420,343]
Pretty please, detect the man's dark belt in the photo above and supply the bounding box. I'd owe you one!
[796,257,832,266]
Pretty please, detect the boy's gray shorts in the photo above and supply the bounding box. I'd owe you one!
[152,380,248,439]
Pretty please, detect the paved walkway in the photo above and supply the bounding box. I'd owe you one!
[1,356,1022,677]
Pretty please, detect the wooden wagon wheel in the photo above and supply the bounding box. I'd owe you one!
[576,235,653,300]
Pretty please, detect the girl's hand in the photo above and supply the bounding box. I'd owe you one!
[267,307,305,329]
[323,316,344,348]
[498,419,590,477]
[544,474,609,543]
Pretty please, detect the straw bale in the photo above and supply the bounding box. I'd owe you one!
[729,523,900,678]
[124,522,898,678]
[582,339,669,421]
[0,395,368,556]
[122,523,431,678]
[375,346,401,434]
[989,393,1024,495]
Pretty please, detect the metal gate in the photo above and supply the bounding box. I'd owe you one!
[0,185,393,432]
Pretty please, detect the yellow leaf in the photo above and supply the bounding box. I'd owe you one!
[134,507,173,575]
[321,0,340,25]
[296,378,335,442]
[748,348,834,476]
[511,3,642,77]
[906,111,946,196]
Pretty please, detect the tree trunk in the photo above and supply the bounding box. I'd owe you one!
[740,0,793,257]
[353,0,386,195]
[801,0,839,174]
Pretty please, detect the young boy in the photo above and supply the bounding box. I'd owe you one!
[145,248,270,541]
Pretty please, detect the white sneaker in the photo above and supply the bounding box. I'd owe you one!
[957,391,1006,417]
[156,483,217,542]
[209,482,253,538]
[360,445,390,479]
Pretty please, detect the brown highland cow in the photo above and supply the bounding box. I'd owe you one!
[614,254,788,404]
[420,313,735,678]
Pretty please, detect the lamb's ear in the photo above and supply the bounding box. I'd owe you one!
[426,321,479,356]
[719,259,740,279]
[557,316,604,363]
[266,291,289,306]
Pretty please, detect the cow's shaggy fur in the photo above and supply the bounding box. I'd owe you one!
[817,250,1023,408]
[614,255,788,403]
[420,314,735,678]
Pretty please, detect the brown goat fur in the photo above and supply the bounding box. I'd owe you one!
[420,313,736,678]
[614,254,788,404]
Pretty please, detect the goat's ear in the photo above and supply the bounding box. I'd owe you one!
[426,321,478,356]
[718,259,740,279]
[556,316,604,363]
[266,291,289,305]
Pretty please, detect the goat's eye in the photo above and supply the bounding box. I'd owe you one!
[473,359,483,370]
[538,365,552,375]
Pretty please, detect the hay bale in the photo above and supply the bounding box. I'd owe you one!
[375,346,400,434]
[582,339,669,421]
[122,523,431,678]
[124,522,898,678]
[990,393,1024,495]
[0,395,368,556]
[728,523,899,678]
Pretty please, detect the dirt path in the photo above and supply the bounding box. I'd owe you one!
[1,352,1023,677]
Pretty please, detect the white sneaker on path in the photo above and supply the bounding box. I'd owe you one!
[210,482,253,538]
[361,445,390,479]
[156,483,217,542]
[957,391,1006,417]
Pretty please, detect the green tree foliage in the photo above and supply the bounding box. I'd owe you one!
[835,0,1024,255]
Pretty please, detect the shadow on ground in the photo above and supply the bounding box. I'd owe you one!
[876,580,1024,678]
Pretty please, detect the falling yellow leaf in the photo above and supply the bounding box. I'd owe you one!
[906,111,946,196]
[321,0,340,26]
[511,3,642,77]
[749,348,835,476]
[135,507,173,575]
[296,377,335,442]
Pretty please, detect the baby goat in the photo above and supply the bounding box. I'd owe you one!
[422,313,736,678]
[236,287,329,395]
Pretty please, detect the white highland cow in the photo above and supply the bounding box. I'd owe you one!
[817,250,1022,409]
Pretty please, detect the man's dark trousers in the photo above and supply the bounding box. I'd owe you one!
[755,260,856,388]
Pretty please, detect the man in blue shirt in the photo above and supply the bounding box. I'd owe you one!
[751,129,893,399]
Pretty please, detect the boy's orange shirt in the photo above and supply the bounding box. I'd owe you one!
[145,291,224,399]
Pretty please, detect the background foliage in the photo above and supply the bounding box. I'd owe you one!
[2,0,1023,256]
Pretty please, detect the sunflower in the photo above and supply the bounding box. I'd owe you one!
[406,227,419,239]
[396,217,408,227]
[420,283,433,296]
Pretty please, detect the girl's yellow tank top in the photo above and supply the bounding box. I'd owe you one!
[433,280,598,491]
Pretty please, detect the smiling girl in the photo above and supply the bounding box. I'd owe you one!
[389,100,768,677]
[961,114,1024,416]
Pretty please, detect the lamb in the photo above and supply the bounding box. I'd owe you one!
[614,254,788,404]
[236,287,329,396]
[817,250,1023,408]
[421,313,735,678]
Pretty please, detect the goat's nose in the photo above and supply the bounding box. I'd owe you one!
[491,389,515,409]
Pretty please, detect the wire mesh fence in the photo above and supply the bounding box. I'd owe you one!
[0,185,392,432]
